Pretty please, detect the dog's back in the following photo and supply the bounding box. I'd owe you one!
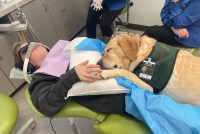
[161,50,200,107]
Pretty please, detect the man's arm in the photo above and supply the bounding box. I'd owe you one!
[29,68,80,117]
[170,0,200,28]
[161,0,172,26]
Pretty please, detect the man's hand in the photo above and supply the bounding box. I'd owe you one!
[171,27,189,39]
[91,0,103,11]
[75,60,102,82]
[172,0,179,3]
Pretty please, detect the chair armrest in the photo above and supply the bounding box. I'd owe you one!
[25,89,107,122]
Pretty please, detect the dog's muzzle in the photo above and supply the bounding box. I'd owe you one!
[97,59,107,70]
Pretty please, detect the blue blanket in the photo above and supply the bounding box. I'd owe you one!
[116,77,200,134]
[76,38,200,134]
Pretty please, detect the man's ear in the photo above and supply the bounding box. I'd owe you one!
[117,35,139,60]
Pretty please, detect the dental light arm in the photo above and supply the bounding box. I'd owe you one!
[0,21,27,32]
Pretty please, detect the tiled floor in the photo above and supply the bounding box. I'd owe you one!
[11,28,144,134]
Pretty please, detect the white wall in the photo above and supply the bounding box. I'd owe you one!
[121,0,165,26]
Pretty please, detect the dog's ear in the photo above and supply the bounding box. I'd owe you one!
[131,34,140,44]
[117,35,139,60]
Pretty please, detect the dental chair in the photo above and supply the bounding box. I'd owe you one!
[113,0,134,35]
[19,43,200,134]
[24,89,151,134]
[20,38,151,134]
[0,92,19,134]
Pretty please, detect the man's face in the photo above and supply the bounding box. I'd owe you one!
[20,43,48,68]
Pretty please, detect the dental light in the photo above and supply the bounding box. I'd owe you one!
[0,2,41,42]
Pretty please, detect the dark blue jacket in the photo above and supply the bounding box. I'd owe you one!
[161,0,200,47]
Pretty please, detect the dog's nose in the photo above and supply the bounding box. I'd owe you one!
[97,59,104,69]
[97,59,102,65]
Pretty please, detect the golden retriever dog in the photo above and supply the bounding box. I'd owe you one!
[100,34,200,107]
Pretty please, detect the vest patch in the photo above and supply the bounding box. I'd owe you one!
[133,42,179,93]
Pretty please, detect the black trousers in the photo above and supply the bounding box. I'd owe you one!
[86,4,123,38]
[143,25,182,47]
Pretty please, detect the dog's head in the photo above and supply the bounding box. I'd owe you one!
[100,34,141,70]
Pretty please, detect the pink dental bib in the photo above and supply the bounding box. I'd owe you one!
[35,40,70,77]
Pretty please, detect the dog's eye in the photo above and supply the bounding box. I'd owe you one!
[107,48,112,52]
[113,65,118,68]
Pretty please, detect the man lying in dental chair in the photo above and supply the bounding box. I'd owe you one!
[11,37,200,134]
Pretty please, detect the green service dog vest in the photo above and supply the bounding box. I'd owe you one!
[133,42,179,93]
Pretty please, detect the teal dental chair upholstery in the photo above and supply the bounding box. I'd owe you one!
[25,89,151,134]
[0,92,19,134]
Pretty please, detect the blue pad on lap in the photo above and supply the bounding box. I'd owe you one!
[116,77,200,134]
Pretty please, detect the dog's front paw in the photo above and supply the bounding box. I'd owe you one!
[100,70,113,79]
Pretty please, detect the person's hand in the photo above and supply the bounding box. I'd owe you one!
[75,60,102,82]
[172,0,179,3]
[91,0,103,11]
[171,27,189,39]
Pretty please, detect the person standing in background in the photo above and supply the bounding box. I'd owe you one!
[143,0,200,48]
[86,0,127,38]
